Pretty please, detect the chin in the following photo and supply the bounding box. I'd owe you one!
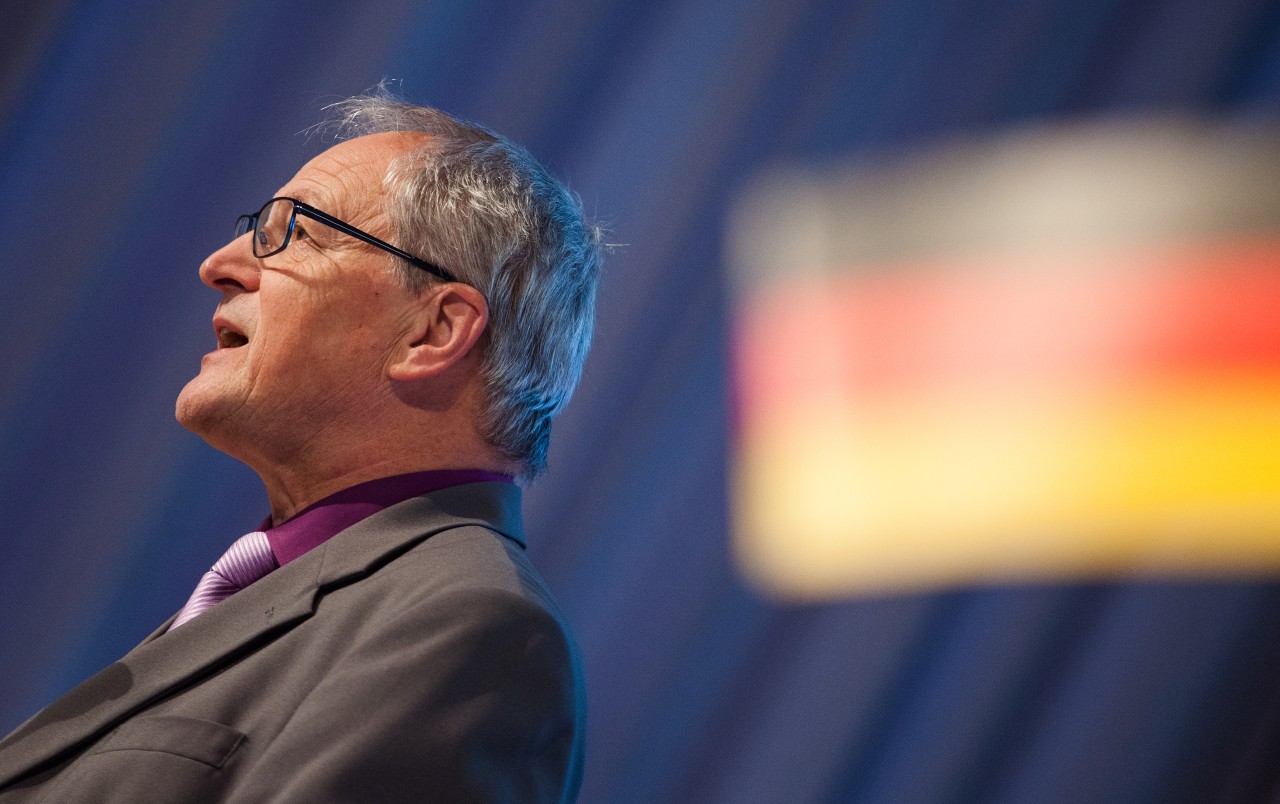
[176,374,232,437]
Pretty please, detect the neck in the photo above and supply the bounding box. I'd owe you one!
[257,445,517,526]
[199,376,519,524]
[227,412,517,525]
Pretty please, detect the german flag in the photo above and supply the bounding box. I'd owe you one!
[731,121,1280,600]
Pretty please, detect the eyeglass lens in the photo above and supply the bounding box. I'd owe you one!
[252,199,294,257]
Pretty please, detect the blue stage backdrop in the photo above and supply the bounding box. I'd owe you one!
[5,1,1280,801]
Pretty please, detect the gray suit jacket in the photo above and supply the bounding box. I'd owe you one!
[0,482,584,803]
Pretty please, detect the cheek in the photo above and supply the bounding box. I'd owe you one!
[259,299,381,379]
[254,272,408,381]
[245,302,323,381]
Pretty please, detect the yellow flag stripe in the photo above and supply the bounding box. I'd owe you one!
[735,375,1280,599]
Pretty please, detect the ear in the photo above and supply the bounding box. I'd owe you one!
[388,283,489,382]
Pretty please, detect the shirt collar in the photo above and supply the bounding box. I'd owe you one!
[262,469,515,566]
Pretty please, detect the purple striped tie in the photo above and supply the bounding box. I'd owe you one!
[169,531,278,630]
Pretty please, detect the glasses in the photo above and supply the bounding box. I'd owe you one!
[234,196,458,283]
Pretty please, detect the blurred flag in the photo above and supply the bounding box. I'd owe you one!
[729,119,1280,600]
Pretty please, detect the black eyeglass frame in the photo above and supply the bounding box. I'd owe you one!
[235,196,458,283]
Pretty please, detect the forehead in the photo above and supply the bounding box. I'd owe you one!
[277,131,430,216]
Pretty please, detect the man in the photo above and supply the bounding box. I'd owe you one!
[0,94,599,802]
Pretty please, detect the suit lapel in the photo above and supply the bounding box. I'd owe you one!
[310,481,525,590]
[0,481,523,789]
[0,553,322,788]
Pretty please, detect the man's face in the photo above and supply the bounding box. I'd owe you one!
[176,132,429,465]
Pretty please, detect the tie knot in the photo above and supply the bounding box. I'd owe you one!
[169,530,278,631]
[212,530,278,589]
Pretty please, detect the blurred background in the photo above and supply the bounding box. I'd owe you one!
[5,1,1280,801]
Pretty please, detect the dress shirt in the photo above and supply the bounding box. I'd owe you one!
[264,469,515,566]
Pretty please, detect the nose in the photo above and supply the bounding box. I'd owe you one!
[199,232,260,293]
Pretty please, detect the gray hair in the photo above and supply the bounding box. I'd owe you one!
[325,93,602,478]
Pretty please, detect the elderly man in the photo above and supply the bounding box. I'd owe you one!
[0,95,598,803]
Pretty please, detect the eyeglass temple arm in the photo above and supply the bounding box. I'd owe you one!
[294,204,458,283]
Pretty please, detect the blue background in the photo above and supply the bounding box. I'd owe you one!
[5,1,1280,801]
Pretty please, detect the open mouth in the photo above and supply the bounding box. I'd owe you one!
[218,327,249,349]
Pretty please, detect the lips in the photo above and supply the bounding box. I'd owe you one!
[213,317,249,349]
[218,328,248,348]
